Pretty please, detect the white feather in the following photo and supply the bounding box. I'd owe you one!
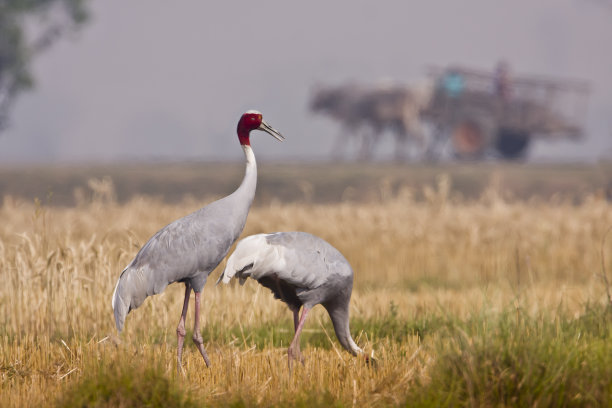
[111,265,128,311]
[221,234,288,284]
[111,279,119,311]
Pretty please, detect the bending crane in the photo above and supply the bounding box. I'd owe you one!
[218,231,364,368]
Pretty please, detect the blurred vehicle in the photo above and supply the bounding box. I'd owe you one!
[310,65,589,161]
[424,65,590,159]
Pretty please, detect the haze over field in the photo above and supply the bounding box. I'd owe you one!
[1,0,611,163]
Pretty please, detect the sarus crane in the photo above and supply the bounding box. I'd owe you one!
[112,110,284,372]
[217,231,364,368]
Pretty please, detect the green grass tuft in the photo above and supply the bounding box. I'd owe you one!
[352,301,449,343]
[221,391,345,408]
[57,359,202,408]
[406,304,612,407]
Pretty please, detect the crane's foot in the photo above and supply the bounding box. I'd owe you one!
[287,306,309,371]
[287,344,305,371]
[288,344,304,362]
[193,332,211,367]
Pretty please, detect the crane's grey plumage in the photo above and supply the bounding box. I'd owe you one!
[111,152,256,330]
[111,110,284,371]
[218,231,363,366]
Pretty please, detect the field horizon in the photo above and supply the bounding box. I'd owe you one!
[1,160,611,206]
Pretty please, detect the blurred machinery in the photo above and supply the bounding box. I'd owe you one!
[310,65,589,160]
[425,65,590,159]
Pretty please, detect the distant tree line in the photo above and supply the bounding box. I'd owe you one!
[0,0,89,131]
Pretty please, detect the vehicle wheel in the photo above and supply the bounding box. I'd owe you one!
[451,118,490,159]
[495,128,530,159]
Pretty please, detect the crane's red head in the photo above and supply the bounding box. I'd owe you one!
[237,110,285,146]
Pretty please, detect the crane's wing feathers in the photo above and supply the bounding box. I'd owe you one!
[128,203,240,284]
[220,232,352,290]
[113,200,247,332]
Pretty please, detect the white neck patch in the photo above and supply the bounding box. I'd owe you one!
[242,144,256,165]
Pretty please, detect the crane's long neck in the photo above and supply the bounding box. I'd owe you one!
[238,144,257,201]
[226,144,257,221]
[326,301,363,356]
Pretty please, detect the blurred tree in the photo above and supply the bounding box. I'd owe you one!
[0,0,89,131]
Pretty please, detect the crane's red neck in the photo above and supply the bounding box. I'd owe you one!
[237,127,251,146]
[237,111,263,146]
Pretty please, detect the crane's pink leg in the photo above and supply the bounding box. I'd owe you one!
[192,291,211,367]
[176,283,191,374]
[288,307,310,369]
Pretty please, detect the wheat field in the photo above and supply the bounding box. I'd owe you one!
[1,174,612,406]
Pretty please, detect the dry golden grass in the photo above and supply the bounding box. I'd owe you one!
[1,177,611,406]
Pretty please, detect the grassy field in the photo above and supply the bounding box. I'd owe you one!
[1,163,612,406]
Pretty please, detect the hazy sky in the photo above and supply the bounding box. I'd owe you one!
[1,0,611,163]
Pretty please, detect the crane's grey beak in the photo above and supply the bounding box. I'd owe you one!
[258,120,285,142]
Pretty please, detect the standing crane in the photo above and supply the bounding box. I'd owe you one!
[217,231,364,368]
[111,110,284,372]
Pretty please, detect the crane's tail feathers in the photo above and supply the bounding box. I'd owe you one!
[217,265,237,285]
[219,261,253,286]
[218,252,243,285]
[111,265,155,333]
[219,234,266,286]
[215,271,244,286]
[112,275,128,333]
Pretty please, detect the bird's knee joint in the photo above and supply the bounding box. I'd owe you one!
[192,332,203,345]
[177,327,186,338]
